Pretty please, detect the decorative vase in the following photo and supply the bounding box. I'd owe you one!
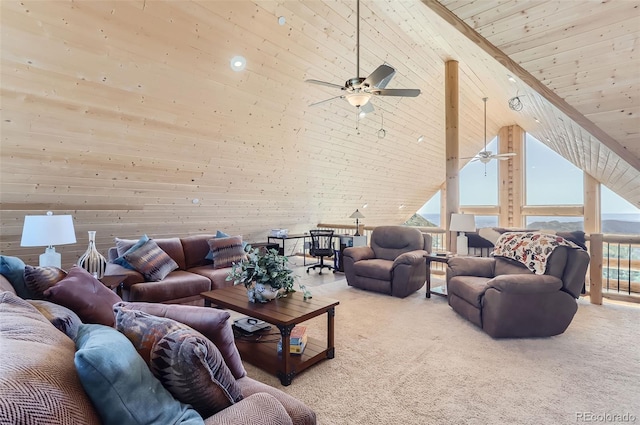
[246,282,282,303]
[78,231,107,279]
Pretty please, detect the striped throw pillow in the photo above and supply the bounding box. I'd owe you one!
[124,239,178,281]
[207,236,246,269]
[23,265,67,299]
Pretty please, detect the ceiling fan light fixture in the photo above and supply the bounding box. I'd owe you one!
[346,92,372,107]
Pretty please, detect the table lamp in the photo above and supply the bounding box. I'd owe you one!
[449,213,476,256]
[20,212,76,268]
[350,209,365,236]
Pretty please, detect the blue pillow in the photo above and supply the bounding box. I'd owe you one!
[205,231,247,261]
[112,234,150,270]
[0,255,33,299]
[74,324,204,425]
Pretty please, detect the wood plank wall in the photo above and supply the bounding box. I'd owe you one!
[0,0,448,267]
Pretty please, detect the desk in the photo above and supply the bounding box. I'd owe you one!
[267,233,309,265]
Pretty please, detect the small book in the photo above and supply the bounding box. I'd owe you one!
[277,339,306,355]
[289,325,307,346]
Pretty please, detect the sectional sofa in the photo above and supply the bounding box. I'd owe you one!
[104,234,239,305]
[0,271,316,425]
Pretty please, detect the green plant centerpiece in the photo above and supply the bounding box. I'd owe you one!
[226,245,312,303]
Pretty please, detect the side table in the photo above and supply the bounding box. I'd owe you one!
[424,254,451,298]
[99,274,127,296]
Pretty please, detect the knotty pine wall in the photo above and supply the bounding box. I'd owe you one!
[0,0,446,267]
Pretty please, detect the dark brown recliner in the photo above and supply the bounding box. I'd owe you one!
[446,246,590,338]
[343,226,431,298]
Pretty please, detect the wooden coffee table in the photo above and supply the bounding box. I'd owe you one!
[201,285,339,386]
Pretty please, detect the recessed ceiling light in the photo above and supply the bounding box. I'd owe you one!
[278,16,286,25]
[534,117,540,123]
[230,55,246,72]
[417,135,425,143]
[399,204,405,209]
[507,75,516,83]
[362,204,368,209]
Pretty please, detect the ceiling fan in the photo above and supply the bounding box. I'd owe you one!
[305,0,420,113]
[465,97,517,164]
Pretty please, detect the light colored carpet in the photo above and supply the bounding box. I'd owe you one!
[242,272,640,425]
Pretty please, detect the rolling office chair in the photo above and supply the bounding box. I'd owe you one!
[307,229,335,274]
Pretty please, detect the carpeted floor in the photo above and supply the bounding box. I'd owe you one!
[242,264,640,425]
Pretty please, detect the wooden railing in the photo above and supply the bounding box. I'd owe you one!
[316,224,640,305]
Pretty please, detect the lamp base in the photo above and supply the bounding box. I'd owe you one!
[40,247,62,268]
[456,233,469,256]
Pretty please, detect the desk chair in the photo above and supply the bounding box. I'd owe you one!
[307,230,335,274]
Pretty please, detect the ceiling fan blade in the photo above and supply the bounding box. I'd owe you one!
[309,95,344,107]
[362,64,396,88]
[371,88,421,97]
[495,152,517,157]
[360,102,375,115]
[305,79,345,90]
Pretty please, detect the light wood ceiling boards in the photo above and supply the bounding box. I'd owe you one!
[434,0,640,207]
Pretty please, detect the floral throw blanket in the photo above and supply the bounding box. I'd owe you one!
[491,232,581,275]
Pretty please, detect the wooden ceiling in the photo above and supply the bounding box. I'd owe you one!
[0,0,638,263]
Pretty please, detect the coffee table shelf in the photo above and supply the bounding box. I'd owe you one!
[201,285,339,386]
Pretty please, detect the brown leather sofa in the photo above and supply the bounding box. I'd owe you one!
[446,246,590,338]
[105,234,233,305]
[342,226,432,298]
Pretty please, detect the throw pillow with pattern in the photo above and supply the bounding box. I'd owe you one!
[112,234,150,270]
[151,328,243,417]
[23,265,67,299]
[123,239,178,281]
[207,236,246,269]
[114,305,188,363]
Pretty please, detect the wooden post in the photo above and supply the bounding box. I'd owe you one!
[445,60,459,253]
[589,233,603,305]
[498,125,524,228]
[583,173,601,234]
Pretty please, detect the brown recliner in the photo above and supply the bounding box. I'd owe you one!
[446,246,590,338]
[343,226,431,298]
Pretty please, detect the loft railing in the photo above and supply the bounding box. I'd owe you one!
[315,224,639,304]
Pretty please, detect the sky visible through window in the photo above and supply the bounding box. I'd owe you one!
[416,134,640,225]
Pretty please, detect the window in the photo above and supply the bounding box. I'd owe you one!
[460,137,498,206]
[601,185,640,235]
[525,134,582,205]
[414,191,440,227]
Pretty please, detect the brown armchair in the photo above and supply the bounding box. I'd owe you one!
[342,226,431,298]
[446,246,590,338]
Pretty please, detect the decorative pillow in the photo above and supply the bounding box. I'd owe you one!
[208,236,246,269]
[114,306,188,363]
[0,292,101,425]
[74,324,204,425]
[23,265,67,299]
[28,299,82,340]
[43,265,122,326]
[123,239,178,281]
[112,234,149,270]
[151,328,243,417]
[0,255,32,299]
[205,230,248,261]
[116,301,247,379]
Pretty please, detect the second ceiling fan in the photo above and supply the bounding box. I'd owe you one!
[465,97,517,164]
[305,0,420,114]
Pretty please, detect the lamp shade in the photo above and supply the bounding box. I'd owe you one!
[350,209,365,219]
[449,213,476,233]
[21,213,76,247]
